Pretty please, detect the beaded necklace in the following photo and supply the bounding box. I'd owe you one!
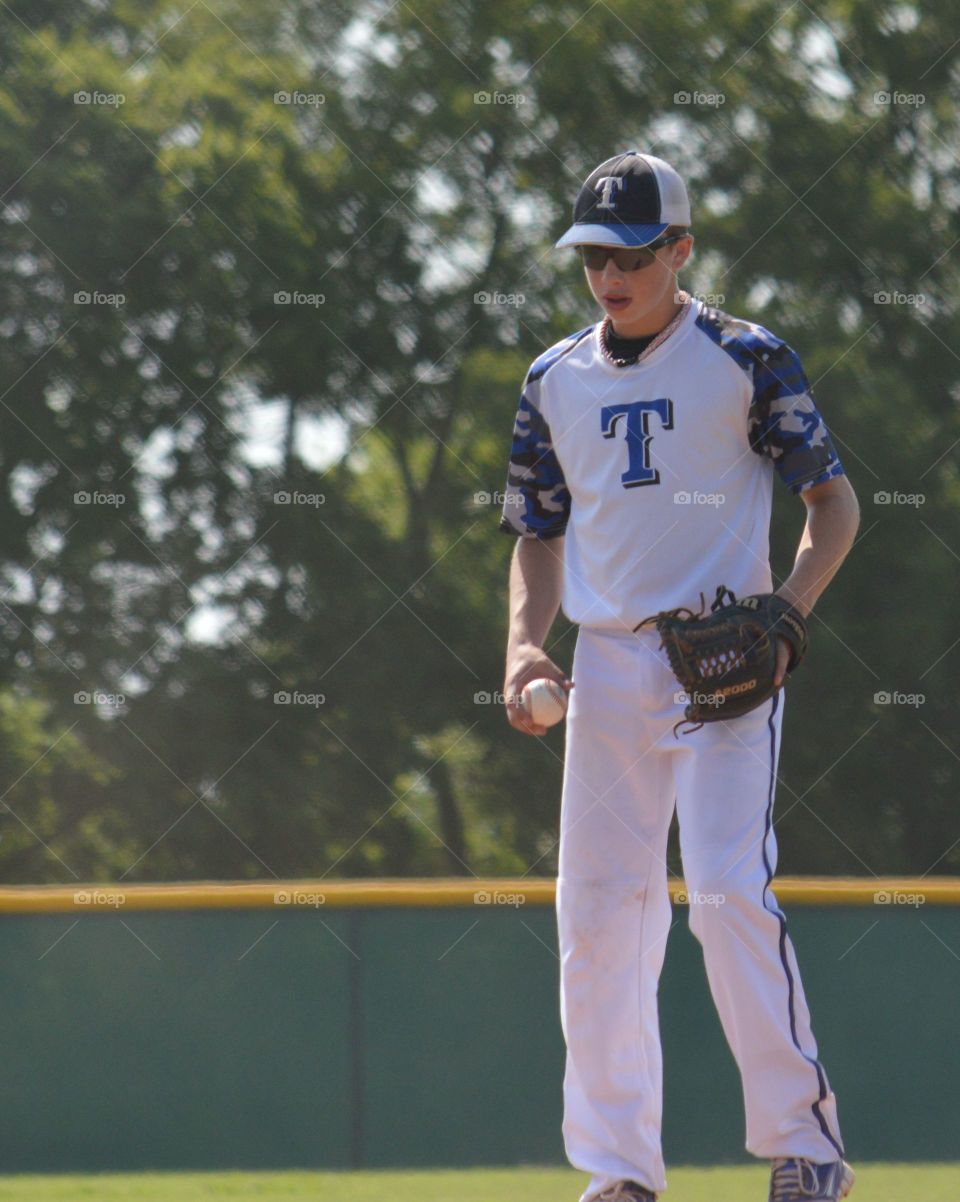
[599,289,692,367]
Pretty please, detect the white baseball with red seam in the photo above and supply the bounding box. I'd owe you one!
[520,678,569,727]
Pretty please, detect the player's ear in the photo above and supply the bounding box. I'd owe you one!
[673,233,694,270]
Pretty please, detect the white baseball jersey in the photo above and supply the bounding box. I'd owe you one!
[499,297,845,630]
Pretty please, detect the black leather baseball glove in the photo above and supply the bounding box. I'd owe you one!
[635,585,808,734]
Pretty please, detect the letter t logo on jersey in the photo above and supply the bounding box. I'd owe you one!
[601,399,674,487]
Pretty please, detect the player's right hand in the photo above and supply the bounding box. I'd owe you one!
[503,645,574,737]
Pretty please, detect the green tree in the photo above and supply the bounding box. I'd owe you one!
[0,0,956,881]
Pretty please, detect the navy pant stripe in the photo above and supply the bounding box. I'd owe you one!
[761,691,844,1159]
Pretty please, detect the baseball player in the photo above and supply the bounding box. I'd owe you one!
[500,151,861,1202]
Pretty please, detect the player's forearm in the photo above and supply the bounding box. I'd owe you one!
[777,483,860,618]
[507,534,565,654]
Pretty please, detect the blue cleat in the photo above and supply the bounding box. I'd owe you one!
[594,1182,657,1202]
[769,1157,855,1201]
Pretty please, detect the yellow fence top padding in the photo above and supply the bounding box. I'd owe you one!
[0,877,956,912]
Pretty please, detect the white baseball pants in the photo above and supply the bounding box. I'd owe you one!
[556,625,845,1200]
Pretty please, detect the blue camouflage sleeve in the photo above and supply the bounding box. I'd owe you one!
[499,389,570,539]
[748,341,845,494]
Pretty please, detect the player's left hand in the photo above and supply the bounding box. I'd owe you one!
[773,635,791,689]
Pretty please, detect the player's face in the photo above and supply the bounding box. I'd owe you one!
[581,236,692,327]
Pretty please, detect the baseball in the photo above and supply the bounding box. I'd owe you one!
[521,677,569,727]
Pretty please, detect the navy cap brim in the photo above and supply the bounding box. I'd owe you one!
[554,222,669,249]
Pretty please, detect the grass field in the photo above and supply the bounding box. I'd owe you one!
[0,1165,957,1201]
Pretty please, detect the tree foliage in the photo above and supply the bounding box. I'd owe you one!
[0,0,956,881]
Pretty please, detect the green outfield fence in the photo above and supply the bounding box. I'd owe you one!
[0,878,957,1172]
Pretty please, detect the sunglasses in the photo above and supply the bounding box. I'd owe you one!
[578,235,686,272]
